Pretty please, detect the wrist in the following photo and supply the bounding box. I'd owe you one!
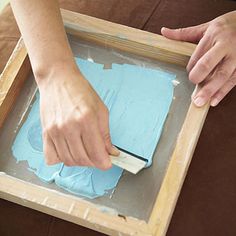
[34,58,81,88]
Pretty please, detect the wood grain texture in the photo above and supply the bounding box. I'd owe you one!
[61,9,196,66]
[0,4,20,73]
[0,38,30,129]
[148,103,210,236]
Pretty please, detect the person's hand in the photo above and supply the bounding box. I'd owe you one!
[161,11,236,107]
[37,64,119,169]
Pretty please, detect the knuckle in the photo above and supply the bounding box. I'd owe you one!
[53,122,71,136]
[77,109,94,125]
[215,19,224,26]
[189,72,200,84]
[47,124,59,137]
[198,58,211,71]
[57,121,70,134]
[215,70,229,81]
[211,21,224,35]
[201,87,214,98]
[189,60,210,84]
[55,123,64,132]
[213,20,225,29]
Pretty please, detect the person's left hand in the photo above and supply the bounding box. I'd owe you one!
[161,11,236,107]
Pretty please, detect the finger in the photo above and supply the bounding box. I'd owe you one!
[102,132,120,156]
[191,69,215,100]
[49,127,77,166]
[210,72,236,106]
[82,121,112,170]
[161,23,208,43]
[187,33,212,73]
[188,42,226,83]
[65,128,94,166]
[98,108,120,156]
[43,132,60,165]
[193,59,236,107]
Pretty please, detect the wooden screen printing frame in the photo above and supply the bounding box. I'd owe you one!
[0,9,209,236]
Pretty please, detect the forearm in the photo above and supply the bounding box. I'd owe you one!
[10,0,76,82]
[10,0,116,168]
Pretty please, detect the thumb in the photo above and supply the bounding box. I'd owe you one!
[100,110,120,157]
[161,23,208,43]
[104,131,120,157]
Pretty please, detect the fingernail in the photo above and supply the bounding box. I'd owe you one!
[194,96,205,107]
[111,145,120,156]
[210,98,219,107]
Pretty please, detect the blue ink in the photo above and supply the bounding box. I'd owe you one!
[12,58,174,199]
[77,59,175,166]
[55,166,123,198]
[12,94,63,183]
[27,119,43,152]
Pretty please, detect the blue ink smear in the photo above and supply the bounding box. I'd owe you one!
[12,58,175,199]
[12,94,63,183]
[76,58,175,166]
[27,119,43,152]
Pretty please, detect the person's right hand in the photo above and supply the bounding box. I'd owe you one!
[37,63,119,170]
[161,11,236,107]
